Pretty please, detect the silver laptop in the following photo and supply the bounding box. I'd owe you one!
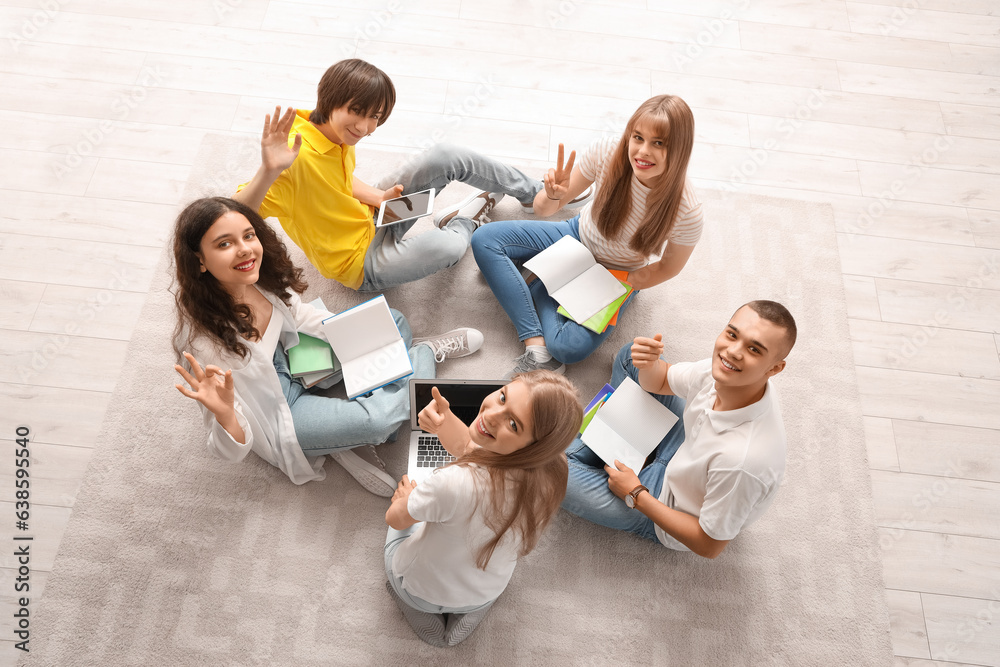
[406,378,506,484]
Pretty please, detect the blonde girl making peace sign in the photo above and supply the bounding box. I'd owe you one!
[471,95,705,378]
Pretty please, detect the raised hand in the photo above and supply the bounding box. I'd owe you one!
[543,143,576,202]
[630,334,664,370]
[417,386,451,435]
[260,106,302,174]
[174,352,237,421]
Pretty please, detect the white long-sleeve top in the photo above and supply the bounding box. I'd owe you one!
[179,288,335,485]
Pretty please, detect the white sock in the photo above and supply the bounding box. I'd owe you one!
[525,344,552,362]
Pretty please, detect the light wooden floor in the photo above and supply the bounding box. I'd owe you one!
[0,1,998,665]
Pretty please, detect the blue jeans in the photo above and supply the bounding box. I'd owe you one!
[358,143,543,291]
[273,309,436,455]
[560,342,686,542]
[384,525,494,614]
[471,216,638,364]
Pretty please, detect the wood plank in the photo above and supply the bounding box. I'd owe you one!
[838,62,1000,108]
[0,384,110,449]
[843,277,882,321]
[886,588,931,659]
[856,367,1000,430]
[870,470,1000,539]
[0,330,128,393]
[857,159,1000,210]
[849,319,1000,380]
[864,416,899,471]
[922,592,1000,664]
[0,440,93,507]
[0,280,45,330]
[29,285,148,341]
[0,234,159,293]
[846,1,1000,47]
[0,191,174,246]
[874,277,1000,335]
[881,529,1000,601]
[837,234,1000,290]
[892,420,1000,484]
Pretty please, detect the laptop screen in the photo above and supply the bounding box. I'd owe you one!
[409,379,506,429]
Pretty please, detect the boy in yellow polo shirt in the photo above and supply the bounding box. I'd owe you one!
[235,59,586,292]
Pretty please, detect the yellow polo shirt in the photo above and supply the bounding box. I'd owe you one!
[240,110,375,289]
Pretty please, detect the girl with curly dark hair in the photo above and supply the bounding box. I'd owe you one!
[171,197,483,495]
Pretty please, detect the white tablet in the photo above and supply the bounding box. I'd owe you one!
[375,188,436,227]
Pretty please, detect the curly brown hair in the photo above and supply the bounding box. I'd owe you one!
[171,197,307,360]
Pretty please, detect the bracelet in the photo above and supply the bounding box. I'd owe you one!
[546,194,561,201]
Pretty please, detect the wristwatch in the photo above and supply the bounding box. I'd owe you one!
[625,484,648,509]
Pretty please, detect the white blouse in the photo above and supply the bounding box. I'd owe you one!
[179,289,336,485]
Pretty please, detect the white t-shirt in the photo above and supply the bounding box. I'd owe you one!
[393,464,520,608]
[576,135,704,270]
[656,359,786,550]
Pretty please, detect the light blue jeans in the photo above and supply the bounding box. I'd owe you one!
[560,342,686,542]
[471,216,639,364]
[358,143,543,292]
[273,309,436,455]
[384,525,495,614]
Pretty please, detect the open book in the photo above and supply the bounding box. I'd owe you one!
[320,295,412,399]
[523,236,629,323]
[581,377,680,472]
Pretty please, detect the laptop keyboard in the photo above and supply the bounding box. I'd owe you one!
[416,435,457,468]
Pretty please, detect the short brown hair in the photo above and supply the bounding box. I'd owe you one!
[742,300,797,356]
[309,59,395,125]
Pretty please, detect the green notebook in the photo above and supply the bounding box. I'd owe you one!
[287,333,340,377]
[557,279,633,333]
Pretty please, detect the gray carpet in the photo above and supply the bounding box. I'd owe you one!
[23,135,893,666]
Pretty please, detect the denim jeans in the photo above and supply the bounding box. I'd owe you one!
[273,309,436,455]
[384,525,495,614]
[470,216,638,364]
[358,143,543,292]
[560,342,686,542]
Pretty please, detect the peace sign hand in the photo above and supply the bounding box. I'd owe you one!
[543,143,576,202]
[174,352,237,422]
[260,106,302,174]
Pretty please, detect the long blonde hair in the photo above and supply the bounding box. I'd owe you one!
[591,95,695,257]
[454,371,583,570]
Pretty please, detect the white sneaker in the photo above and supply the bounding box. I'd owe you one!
[412,327,484,363]
[520,185,595,215]
[434,191,503,229]
[506,350,565,380]
[330,447,396,497]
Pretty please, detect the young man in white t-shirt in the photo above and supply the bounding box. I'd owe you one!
[561,300,796,559]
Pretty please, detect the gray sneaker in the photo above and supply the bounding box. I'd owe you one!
[412,327,485,363]
[330,447,395,497]
[434,191,503,228]
[506,350,566,379]
[520,184,594,215]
